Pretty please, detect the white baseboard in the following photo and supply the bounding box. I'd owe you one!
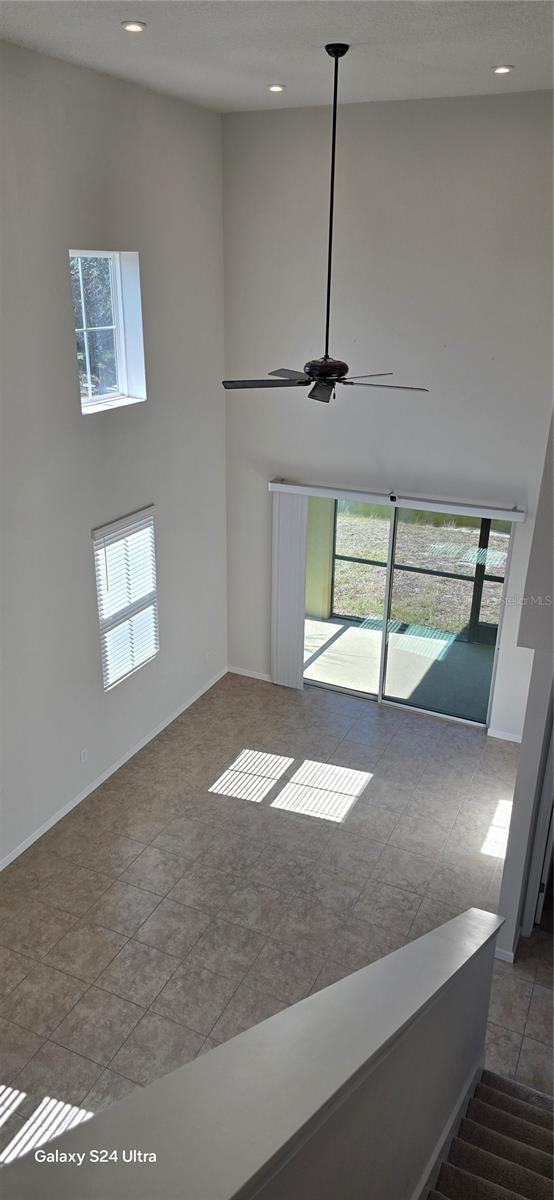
[413,1060,483,1200]
[495,923,521,963]
[494,946,515,963]
[228,665,272,683]
[488,728,522,744]
[0,667,227,871]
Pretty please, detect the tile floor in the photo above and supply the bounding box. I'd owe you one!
[0,673,551,1144]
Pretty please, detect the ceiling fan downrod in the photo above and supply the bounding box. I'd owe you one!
[323,43,349,362]
[221,41,428,402]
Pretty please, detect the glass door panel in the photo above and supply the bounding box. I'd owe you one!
[382,509,508,722]
[304,498,390,695]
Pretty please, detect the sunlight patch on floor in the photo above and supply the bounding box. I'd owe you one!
[289,759,372,796]
[0,1096,93,1165]
[209,749,294,804]
[480,798,513,858]
[271,781,358,822]
[271,758,372,823]
[390,626,456,662]
[230,749,293,779]
[209,768,276,803]
[480,825,509,859]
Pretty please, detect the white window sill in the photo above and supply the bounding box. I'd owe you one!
[81,394,147,415]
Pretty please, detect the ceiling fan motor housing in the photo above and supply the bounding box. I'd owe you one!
[304,356,349,381]
[325,43,350,59]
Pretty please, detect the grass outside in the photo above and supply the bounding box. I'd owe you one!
[333,513,507,633]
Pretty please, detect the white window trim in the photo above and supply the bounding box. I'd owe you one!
[83,393,147,416]
[92,505,159,690]
[70,249,147,413]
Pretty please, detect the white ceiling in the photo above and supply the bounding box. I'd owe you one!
[0,1,551,112]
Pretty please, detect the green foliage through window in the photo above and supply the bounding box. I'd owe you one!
[69,254,119,401]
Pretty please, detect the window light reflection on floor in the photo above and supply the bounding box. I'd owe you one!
[209,767,276,803]
[209,749,294,803]
[271,759,372,823]
[229,749,293,779]
[207,748,293,806]
[271,781,358,822]
[289,759,372,796]
[0,1085,26,1128]
[0,1096,93,1164]
[209,750,371,818]
[480,799,512,859]
[480,825,509,859]
[392,625,456,662]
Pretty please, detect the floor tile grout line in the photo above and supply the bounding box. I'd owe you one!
[26,944,139,1047]
[196,947,281,1046]
[28,907,226,1095]
[10,1023,106,1104]
[101,923,264,1074]
[2,677,531,1101]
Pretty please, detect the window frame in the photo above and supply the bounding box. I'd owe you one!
[330,499,505,642]
[92,505,159,690]
[330,499,390,620]
[69,249,146,414]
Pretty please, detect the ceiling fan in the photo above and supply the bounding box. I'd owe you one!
[223,43,428,404]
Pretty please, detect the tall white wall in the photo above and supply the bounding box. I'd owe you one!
[0,43,226,862]
[498,423,553,957]
[223,92,552,739]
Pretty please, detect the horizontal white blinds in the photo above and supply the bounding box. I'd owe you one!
[92,506,159,689]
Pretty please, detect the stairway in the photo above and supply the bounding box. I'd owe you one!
[429,1069,553,1200]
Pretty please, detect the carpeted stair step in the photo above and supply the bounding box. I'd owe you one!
[475,1085,553,1132]
[448,1136,551,1200]
[467,1099,553,1156]
[436,1161,531,1199]
[481,1071,554,1116]
[458,1117,553,1181]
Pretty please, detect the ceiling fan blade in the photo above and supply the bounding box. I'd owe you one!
[222,378,310,389]
[309,381,334,403]
[269,368,309,381]
[341,381,429,393]
[347,372,393,380]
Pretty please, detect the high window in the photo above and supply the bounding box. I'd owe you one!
[92,507,159,690]
[69,250,146,413]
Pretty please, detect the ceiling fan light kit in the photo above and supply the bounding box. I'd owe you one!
[222,43,428,404]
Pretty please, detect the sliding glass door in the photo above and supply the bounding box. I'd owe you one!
[304,499,391,696]
[382,509,509,722]
[302,495,510,723]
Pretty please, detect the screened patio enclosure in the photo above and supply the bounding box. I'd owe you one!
[269,481,525,727]
[304,498,510,723]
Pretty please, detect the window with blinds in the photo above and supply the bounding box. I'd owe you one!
[92,506,159,690]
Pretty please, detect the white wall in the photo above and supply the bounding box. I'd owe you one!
[498,423,553,957]
[223,92,552,738]
[0,43,226,862]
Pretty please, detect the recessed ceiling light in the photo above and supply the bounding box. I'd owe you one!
[121,20,146,33]
[493,65,514,75]
[268,84,286,93]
